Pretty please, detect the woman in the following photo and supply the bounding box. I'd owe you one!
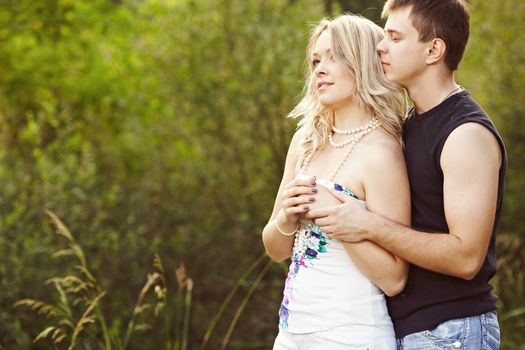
[262,14,410,349]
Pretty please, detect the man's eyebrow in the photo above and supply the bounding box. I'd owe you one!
[385,29,401,35]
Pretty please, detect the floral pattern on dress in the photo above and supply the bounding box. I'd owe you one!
[278,181,359,330]
[278,222,328,329]
[333,182,359,200]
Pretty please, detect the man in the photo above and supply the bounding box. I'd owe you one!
[307,0,507,349]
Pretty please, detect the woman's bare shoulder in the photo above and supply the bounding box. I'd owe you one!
[291,126,306,145]
[361,130,405,172]
[287,126,307,156]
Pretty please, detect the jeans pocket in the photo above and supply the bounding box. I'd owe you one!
[482,312,500,350]
[421,317,468,346]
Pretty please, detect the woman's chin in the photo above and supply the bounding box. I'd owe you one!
[318,99,334,109]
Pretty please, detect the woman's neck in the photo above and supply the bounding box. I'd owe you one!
[332,103,373,130]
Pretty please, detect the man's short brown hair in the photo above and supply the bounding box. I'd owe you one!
[382,0,470,71]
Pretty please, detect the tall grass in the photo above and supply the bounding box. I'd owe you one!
[13,212,525,349]
[15,210,113,349]
[14,211,273,349]
[14,211,192,349]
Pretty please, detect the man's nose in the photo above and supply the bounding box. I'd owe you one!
[377,38,387,54]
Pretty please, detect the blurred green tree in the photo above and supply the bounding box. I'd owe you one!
[0,0,523,348]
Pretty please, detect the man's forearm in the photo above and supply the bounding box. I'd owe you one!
[365,212,480,280]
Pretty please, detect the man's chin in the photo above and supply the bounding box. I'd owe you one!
[383,72,403,86]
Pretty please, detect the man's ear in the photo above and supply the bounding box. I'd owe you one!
[426,38,446,65]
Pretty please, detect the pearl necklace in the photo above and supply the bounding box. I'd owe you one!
[300,118,381,182]
[328,118,381,148]
[332,117,379,135]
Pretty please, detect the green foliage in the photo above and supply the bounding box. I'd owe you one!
[14,211,194,349]
[494,234,525,350]
[459,4,525,344]
[459,0,525,234]
[0,0,321,348]
[15,211,274,350]
[1,0,524,348]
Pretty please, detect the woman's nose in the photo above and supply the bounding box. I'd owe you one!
[314,60,326,76]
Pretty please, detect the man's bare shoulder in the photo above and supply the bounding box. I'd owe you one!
[442,122,501,168]
[447,122,498,147]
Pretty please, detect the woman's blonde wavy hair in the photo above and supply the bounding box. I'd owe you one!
[289,14,407,165]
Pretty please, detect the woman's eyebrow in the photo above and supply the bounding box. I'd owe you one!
[312,48,332,57]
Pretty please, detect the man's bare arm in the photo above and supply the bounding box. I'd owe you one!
[309,123,502,279]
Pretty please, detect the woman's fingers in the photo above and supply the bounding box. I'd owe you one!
[292,175,317,187]
[283,185,318,200]
[305,206,333,220]
[282,205,309,221]
[281,199,312,220]
[282,195,315,210]
[284,205,309,215]
[279,176,318,221]
[284,176,316,192]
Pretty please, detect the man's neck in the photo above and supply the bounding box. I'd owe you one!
[406,70,459,114]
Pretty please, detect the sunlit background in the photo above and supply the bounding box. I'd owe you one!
[1,0,523,349]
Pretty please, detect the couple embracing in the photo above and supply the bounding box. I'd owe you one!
[262,0,506,349]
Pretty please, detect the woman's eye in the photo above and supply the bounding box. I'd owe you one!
[312,59,320,66]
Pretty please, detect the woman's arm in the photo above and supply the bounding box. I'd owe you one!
[347,141,410,296]
[313,139,411,296]
[262,129,317,262]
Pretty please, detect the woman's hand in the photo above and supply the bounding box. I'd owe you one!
[280,175,318,224]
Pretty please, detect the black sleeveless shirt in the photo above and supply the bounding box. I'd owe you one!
[387,90,507,337]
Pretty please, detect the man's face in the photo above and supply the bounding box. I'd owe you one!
[377,6,429,88]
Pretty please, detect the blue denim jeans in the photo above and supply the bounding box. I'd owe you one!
[396,311,500,350]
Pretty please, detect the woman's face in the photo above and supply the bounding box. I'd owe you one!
[311,29,356,110]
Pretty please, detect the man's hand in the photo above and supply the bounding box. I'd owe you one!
[305,184,372,243]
